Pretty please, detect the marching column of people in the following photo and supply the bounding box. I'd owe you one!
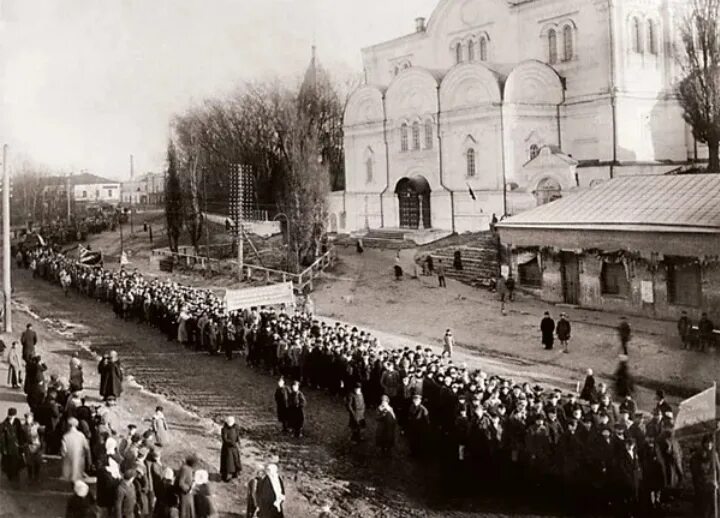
[16,245,720,516]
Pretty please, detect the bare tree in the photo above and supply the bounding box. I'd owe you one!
[678,0,720,173]
[165,141,183,252]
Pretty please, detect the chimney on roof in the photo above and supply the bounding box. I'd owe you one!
[415,17,426,33]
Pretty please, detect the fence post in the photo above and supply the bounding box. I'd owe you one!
[282,272,287,282]
[265,270,270,283]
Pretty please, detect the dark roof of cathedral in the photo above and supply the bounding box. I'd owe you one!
[497,174,720,233]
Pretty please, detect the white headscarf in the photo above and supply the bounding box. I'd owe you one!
[194,469,209,485]
[74,480,89,497]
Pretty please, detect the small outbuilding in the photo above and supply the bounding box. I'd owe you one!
[496,174,720,322]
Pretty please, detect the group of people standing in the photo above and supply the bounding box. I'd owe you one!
[20,244,720,516]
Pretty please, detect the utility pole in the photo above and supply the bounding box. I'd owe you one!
[129,154,134,234]
[3,144,12,332]
[66,172,72,225]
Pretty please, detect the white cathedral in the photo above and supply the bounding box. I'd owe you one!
[329,0,704,234]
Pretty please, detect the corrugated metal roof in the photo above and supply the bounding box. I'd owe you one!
[498,174,720,231]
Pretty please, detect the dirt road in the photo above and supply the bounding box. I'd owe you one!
[7,268,556,518]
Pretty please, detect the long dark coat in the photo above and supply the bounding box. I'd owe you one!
[274,387,289,425]
[346,392,366,429]
[65,493,97,518]
[375,408,397,450]
[98,359,123,400]
[639,441,667,492]
[556,319,571,341]
[286,391,306,432]
[220,423,242,477]
[257,475,285,518]
[0,417,24,479]
[175,464,195,518]
[540,317,555,348]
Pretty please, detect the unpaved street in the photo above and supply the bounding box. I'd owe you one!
[6,267,555,518]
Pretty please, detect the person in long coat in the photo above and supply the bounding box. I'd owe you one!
[375,396,397,456]
[274,378,289,433]
[540,311,555,350]
[556,313,571,353]
[0,408,24,482]
[21,323,38,363]
[614,356,634,400]
[6,342,22,388]
[177,308,190,344]
[98,350,123,403]
[192,470,216,518]
[346,384,366,443]
[614,439,642,516]
[153,467,180,518]
[246,464,265,518]
[69,352,84,392]
[61,417,91,482]
[257,463,285,518]
[65,480,97,518]
[220,416,242,482]
[152,406,170,447]
[639,435,667,511]
[286,381,306,438]
[406,394,430,457]
[175,455,196,518]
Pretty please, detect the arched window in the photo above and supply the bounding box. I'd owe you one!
[562,25,574,61]
[529,144,540,160]
[455,43,463,64]
[480,37,488,61]
[365,157,373,183]
[466,149,476,177]
[424,120,433,149]
[647,20,658,55]
[412,121,420,150]
[400,123,408,152]
[632,17,643,53]
[468,40,475,61]
[548,29,558,64]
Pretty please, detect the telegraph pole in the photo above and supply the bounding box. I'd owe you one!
[66,172,72,224]
[3,145,12,332]
[129,154,134,234]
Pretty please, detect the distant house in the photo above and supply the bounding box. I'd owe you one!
[44,173,121,204]
[121,172,165,206]
[497,174,720,322]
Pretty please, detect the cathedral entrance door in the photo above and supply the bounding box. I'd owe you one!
[395,176,431,229]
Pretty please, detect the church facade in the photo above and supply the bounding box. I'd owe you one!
[331,0,702,234]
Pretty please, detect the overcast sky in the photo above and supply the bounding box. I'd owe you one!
[2,0,438,179]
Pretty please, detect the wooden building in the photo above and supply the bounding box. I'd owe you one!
[496,174,720,322]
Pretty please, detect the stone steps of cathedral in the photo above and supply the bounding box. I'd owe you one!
[417,231,500,288]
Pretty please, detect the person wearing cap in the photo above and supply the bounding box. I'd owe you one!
[98,350,123,405]
[115,469,138,518]
[677,310,692,350]
[540,311,555,350]
[376,395,397,457]
[220,416,242,482]
[406,394,430,458]
[556,313,571,353]
[654,390,672,417]
[0,408,24,482]
[442,329,454,358]
[65,480,97,518]
[61,416,90,482]
[346,383,366,443]
[638,433,665,512]
[617,316,632,355]
[698,312,715,352]
[690,434,720,517]
[286,380,307,439]
[6,341,23,389]
[613,437,641,516]
[274,378,290,434]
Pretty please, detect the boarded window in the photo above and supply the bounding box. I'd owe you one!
[519,258,542,288]
[601,262,629,296]
[667,260,702,307]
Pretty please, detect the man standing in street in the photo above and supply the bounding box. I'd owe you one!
[617,317,631,356]
[677,310,692,350]
[21,323,38,364]
[540,312,555,351]
[0,408,24,483]
[556,313,571,354]
[698,312,715,352]
[443,329,454,358]
[690,434,720,518]
[437,260,446,288]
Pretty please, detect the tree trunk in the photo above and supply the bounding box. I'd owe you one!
[708,138,720,174]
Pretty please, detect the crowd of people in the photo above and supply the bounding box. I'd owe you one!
[7,245,720,517]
